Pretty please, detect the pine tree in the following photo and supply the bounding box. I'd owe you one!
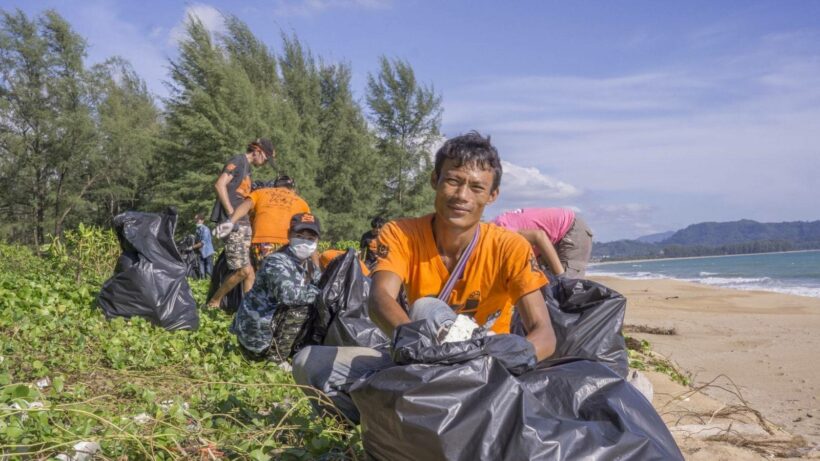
[366,56,442,218]
[315,63,382,241]
[0,9,98,244]
[158,15,281,220]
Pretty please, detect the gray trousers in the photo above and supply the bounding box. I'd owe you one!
[292,297,456,423]
[556,216,594,278]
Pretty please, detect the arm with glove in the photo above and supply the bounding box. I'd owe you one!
[214,198,254,239]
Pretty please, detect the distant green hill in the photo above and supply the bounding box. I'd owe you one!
[593,220,820,261]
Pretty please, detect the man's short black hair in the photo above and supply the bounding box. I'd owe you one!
[370,216,387,229]
[434,131,502,192]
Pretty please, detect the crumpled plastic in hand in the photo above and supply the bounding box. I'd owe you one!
[215,221,234,239]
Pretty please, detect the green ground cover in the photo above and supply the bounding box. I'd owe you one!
[0,236,360,460]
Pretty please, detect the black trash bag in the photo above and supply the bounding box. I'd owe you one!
[97,208,199,331]
[391,320,536,375]
[175,234,201,278]
[352,358,682,461]
[512,277,629,377]
[306,249,390,349]
[207,250,243,313]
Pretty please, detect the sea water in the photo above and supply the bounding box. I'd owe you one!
[587,250,820,298]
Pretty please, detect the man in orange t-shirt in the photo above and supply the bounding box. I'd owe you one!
[221,175,311,270]
[293,131,556,423]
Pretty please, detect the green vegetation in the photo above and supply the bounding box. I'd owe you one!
[0,8,443,245]
[0,237,361,460]
[625,337,690,386]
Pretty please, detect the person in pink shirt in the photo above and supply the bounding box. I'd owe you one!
[492,208,594,278]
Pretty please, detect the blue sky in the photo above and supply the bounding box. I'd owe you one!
[5,0,820,240]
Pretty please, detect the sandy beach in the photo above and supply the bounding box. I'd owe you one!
[590,276,820,457]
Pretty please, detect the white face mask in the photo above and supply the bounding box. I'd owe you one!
[290,238,317,260]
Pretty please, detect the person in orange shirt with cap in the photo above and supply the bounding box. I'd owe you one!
[218,175,311,271]
[292,131,556,423]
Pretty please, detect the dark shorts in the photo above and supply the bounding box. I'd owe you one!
[225,224,252,270]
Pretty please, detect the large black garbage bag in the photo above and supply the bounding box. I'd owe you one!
[350,281,681,461]
[391,320,536,375]
[352,357,682,461]
[308,249,389,349]
[511,277,628,377]
[207,251,243,313]
[97,209,199,331]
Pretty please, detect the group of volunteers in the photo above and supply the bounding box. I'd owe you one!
[198,133,594,422]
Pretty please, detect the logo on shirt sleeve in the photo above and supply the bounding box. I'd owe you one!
[376,242,389,259]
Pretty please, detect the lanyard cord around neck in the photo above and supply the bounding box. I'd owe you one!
[438,226,481,302]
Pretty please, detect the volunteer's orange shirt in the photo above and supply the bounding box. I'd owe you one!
[373,214,548,334]
[320,249,370,276]
[248,188,310,244]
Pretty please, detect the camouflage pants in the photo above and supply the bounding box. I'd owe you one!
[225,224,252,270]
[251,242,284,271]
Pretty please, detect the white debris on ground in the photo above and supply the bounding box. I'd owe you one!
[158,400,189,412]
[133,413,152,425]
[54,441,101,461]
[442,315,480,343]
[275,361,293,373]
[9,400,44,421]
[35,377,50,389]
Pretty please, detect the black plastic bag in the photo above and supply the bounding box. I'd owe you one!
[175,234,201,278]
[512,277,628,377]
[97,209,199,331]
[352,357,682,461]
[207,250,243,313]
[306,249,390,349]
[348,278,680,460]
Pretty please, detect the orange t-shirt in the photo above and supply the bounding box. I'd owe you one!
[319,249,370,276]
[373,214,548,334]
[247,188,310,244]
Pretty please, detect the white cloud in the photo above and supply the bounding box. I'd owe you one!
[168,4,227,45]
[272,0,391,16]
[484,160,580,219]
[446,30,820,240]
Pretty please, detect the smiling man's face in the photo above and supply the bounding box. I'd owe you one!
[432,158,499,231]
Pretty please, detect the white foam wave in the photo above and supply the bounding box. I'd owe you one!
[699,271,718,276]
[588,270,667,281]
[589,271,820,298]
[697,276,771,285]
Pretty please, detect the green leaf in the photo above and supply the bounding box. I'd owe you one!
[249,449,271,461]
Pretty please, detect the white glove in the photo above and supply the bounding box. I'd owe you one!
[215,221,234,239]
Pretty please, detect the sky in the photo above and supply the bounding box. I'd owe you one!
[4,0,820,241]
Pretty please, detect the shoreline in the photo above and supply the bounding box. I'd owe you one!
[590,275,820,450]
[589,248,820,266]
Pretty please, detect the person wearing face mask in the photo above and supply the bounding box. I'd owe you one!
[231,213,323,362]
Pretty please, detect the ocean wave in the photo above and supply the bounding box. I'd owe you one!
[589,271,820,298]
[589,271,667,280]
[697,276,771,285]
[699,271,718,276]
